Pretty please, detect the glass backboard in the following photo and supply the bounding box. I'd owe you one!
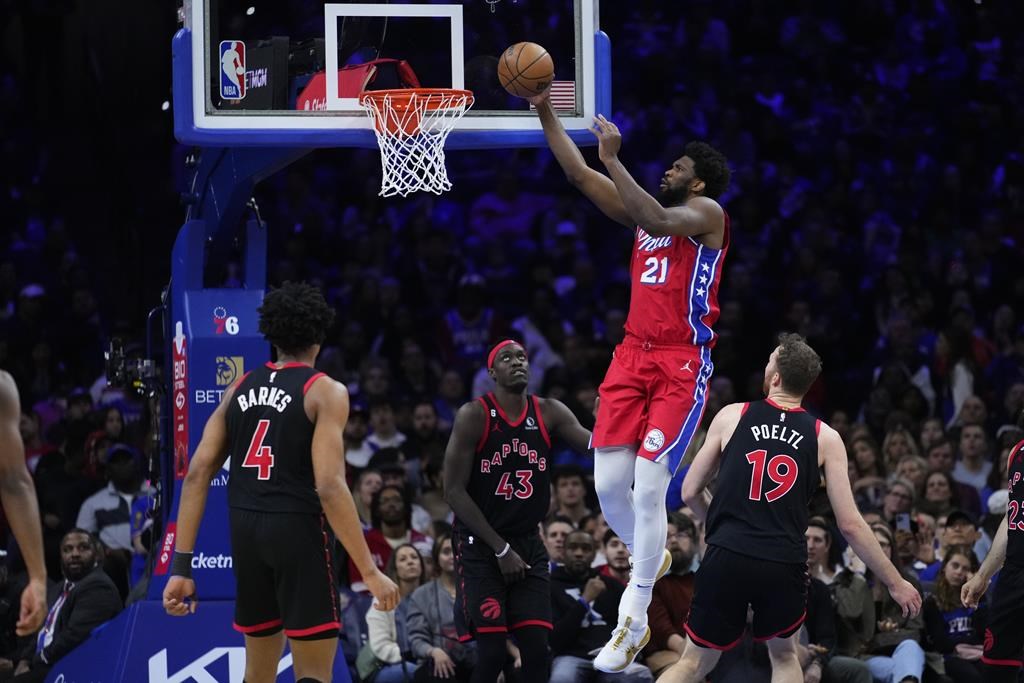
[174,0,609,148]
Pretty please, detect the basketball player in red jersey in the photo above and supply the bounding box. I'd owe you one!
[961,408,1024,683]
[530,90,732,670]
[661,334,920,683]
[445,339,592,683]
[163,282,398,683]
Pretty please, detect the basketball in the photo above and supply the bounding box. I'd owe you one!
[497,42,554,99]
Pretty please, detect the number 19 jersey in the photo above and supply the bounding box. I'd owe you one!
[225,362,326,515]
[705,399,821,563]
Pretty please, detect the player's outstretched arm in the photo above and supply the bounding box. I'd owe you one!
[309,378,398,611]
[962,514,1007,608]
[540,397,592,454]
[590,115,724,239]
[443,402,529,583]
[528,91,632,227]
[0,371,47,635]
[680,403,737,522]
[821,425,921,617]
[165,384,234,616]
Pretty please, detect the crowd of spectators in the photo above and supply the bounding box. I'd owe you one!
[2,0,1024,680]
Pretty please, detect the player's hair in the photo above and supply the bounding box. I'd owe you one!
[775,332,822,396]
[685,141,731,200]
[933,544,978,611]
[257,281,335,356]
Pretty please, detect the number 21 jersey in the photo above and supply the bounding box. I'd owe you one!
[225,362,325,515]
[626,213,730,347]
[705,399,821,563]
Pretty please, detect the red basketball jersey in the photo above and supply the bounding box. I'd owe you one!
[624,212,730,346]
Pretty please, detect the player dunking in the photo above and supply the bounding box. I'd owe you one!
[529,90,732,670]
[445,340,592,683]
[961,408,1024,683]
[661,334,921,683]
[163,282,398,683]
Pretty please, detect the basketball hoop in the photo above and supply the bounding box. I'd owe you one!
[359,88,474,197]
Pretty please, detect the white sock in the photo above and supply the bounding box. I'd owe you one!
[618,581,655,632]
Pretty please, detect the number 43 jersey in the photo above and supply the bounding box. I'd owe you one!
[456,392,552,537]
[225,362,325,515]
[705,399,821,563]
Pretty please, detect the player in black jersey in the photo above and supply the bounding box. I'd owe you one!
[660,334,920,683]
[163,282,398,683]
[961,409,1024,683]
[444,340,592,683]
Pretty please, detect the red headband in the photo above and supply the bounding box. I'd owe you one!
[487,340,525,369]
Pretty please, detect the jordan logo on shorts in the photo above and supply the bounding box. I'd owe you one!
[680,360,693,373]
[480,597,502,620]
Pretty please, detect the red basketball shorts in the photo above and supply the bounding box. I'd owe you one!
[591,340,713,474]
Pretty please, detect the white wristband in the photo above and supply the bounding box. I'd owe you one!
[495,542,511,558]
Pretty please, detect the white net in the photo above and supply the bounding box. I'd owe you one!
[359,89,475,197]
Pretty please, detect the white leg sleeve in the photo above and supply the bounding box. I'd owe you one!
[593,446,638,551]
[617,456,671,629]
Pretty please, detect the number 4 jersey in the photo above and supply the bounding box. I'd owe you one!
[705,399,821,563]
[225,362,326,515]
[455,392,552,537]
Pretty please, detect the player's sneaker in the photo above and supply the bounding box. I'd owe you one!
[593,616,651,673]
[656,547,672,580]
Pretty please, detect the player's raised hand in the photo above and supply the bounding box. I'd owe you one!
[887,577,921,618]
[526,86,551,107]
[497,546,530,584]
[960,572,989,609]
[163,576,198,616]
[366,568,400,611]
[590,114,622,162]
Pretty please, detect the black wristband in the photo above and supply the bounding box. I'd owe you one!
[170,551,193,578]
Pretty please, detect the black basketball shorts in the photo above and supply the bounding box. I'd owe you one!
[230,507,340,640]
[452,529,552,640]
[982,561,1024,675]
[684,544,808,649]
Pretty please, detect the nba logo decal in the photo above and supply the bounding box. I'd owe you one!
[220,40,246,100]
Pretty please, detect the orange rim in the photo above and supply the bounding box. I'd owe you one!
[359,88,475,111]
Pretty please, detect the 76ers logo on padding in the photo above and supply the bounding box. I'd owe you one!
[480,597,502,621]
[984,628,994,653]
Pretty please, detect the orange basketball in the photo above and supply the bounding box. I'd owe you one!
[497,42,554,99]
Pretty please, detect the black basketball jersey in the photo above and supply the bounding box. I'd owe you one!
[1006,439,1024,567]
[454,392,552,537]
[225,362,326,515]
[705,399,821,563]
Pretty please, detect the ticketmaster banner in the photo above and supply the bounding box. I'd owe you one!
[46,601,353,683]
